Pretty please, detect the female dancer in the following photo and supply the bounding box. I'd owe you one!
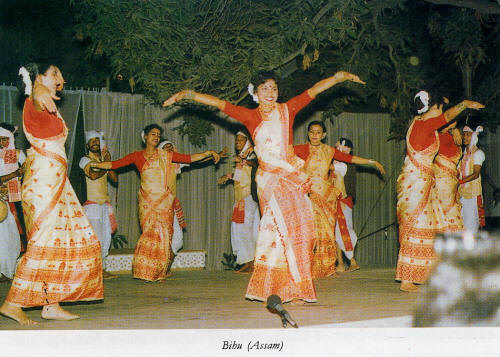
[0,64,103,325]
[294,122,384,278]
[396,90,483,292]
[163,70,365,303]
[91,124,220,281]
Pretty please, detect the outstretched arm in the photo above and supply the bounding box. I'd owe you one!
[190,150,221,164]
[333,149,385,175]
[163,90,225,111]
[444,100,485,122]
[307,71,366,98]
[350,156,385,175]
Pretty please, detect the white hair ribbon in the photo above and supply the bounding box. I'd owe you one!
[248,83,259,104]
[415,90,430,114]
[18,67,32,96]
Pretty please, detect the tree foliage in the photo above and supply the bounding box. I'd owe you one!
[3,0,497,143]
[0,0,110,89]
[71,0,437,141]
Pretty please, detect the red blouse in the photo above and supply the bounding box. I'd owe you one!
[222,91,313,144]
[23,98,64,139]
[111,150,191,172]
[293,144,353,163]
[408,113,447,151]
[438,131,461,158]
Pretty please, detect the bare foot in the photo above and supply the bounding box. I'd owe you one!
[41,304,80,321]
[347,259,360,272]
[103,270,118,280]
[400,282,419,292]
[290,299,306,306]
[0,302,37,325]
[336,264,346,272]
[236,261,254,273]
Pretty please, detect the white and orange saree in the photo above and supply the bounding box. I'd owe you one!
[395,120,445,284]
[301,143,340,279]
[132,150,176,281]
[6,99,103,307]
[246,105,317,303]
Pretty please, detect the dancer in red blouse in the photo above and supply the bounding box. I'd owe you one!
[163,70,365,304]
[396,90,484,292]
[294,121,384,278]
[92,124,220,281]
[1,63,103,325]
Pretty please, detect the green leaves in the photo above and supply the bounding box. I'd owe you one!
[68,0,498,142]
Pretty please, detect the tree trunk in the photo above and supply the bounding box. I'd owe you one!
[462,62,472,98]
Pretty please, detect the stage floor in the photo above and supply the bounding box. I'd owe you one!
[0,267,418,330]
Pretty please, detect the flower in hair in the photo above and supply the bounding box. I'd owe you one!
[415,90,429,114]
[141,130,146,143]
[247,83,259,103]
[18,67,32,96]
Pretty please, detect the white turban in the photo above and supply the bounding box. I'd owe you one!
[0,127,16,149]
[236,131,256,160]
[159,140,173,150]
[85,130,105,146]
[159,140,188,171]
[463,125,483,150]
[470,126,483,149]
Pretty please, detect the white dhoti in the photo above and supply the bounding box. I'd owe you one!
[460,196,480,232]
[231,195,260,265]
[0,209,21,278]
[172,214,183,255]
[335,203,358,260]
[84,202,112,269]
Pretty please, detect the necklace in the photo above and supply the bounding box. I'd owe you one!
[144,148,158,160]
[258,103,277,116]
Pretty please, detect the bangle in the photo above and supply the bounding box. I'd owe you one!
[185,90,195,100]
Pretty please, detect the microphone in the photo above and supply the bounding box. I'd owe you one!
[266,295,298,328]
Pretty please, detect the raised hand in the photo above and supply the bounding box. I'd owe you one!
[218,174,231,185]
[162,91,184,107]
[463,100,485,110]
[210,150,220,164]
[34,88,58,113]
[334,71,366,85]
[219,147,229,159]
